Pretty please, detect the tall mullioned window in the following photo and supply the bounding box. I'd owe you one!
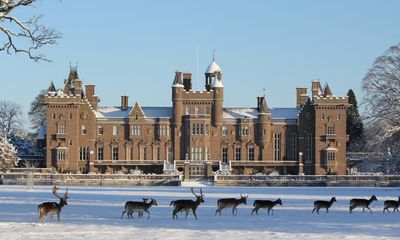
[248,147,255,161]
[79,147,89,161]
[57,150,67,161]
[273,133,281,161]
[57,123,66,133]
[235,148,241,161]
[288,133,297,160]
[132,125,141,136]
[222,147,228,163]
[305,133,313,163]
[112,147,119,160]
[326,124,335,135]
[97,147,103,160]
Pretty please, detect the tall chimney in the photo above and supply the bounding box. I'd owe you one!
[257,96,265,112]
[121,95,128,111]
[183,72,192,91]
[296,87,308,108]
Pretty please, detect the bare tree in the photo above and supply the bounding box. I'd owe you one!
[0,0,61,62]
[362,43,400,142]
[29,89,46,132]
[0,100,23,136]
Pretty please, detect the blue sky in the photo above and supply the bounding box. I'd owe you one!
[1,0,400,125]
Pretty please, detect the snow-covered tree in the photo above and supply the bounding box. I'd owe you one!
[362,43,400,142]
[9,129,39,155]
[28,89,46,133]
[346,89,364,151]
[0,100,23,136]
[0,132,20,172]
[0,0,61,62]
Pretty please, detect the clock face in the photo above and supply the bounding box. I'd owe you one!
[80,111,88,120]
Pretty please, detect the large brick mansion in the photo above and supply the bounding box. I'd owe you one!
[42,59,349,176]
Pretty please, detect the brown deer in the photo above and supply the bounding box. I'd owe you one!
[121,198,158,219]
[383,197,400,214]
[38,186,69,223]
[312,197,336,214]
[251,198,282,216]
[215,194,248,216]
[170,188,204,220]
[349,195,377,214]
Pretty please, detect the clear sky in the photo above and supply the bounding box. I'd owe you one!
[1,0,400,126]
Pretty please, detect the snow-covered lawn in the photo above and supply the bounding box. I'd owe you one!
[0,185,399,240]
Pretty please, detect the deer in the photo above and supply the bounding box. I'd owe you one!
[215,194,248,216]
[312,197,336,214]
[383,197,400,214]
[121,198,158,219]
[251,198,282,216]
[349,195,377,214]
[170,188,204,220]
[38,186,69,223]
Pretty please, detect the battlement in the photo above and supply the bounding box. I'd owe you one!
[182,89,215,100]
[313,95,348,105]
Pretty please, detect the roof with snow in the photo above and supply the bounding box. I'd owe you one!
[95,106,298,120]
[95,107,173,119]
[205,61,222,74]
[223,108,299,119]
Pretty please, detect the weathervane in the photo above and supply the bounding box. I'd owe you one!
[263,88,266,97]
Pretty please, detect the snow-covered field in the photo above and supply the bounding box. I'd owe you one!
[0,185,399,240]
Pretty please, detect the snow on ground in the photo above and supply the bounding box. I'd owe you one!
[0,185,399,240]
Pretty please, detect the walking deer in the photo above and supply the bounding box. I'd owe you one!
[215,194,248,216]
[251,198,282,216]
[121,198,158,219]
[170,188,204,220]
[38,186,69,223]
[312,197,336,214]
[383,197,400,213]
[349,195,377,214]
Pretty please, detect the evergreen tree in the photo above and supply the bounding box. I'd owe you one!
[0,133,20,172]
[346,89,364,151]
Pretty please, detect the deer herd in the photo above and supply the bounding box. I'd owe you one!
[37,186,400,222]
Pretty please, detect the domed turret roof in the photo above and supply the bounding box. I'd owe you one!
[205,61,222,74]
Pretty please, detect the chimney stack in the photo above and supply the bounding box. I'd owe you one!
[183,72,192,91]
[296,87,308,108]
[121,95,129,111]
[257,96,264,112]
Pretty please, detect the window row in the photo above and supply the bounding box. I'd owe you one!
[191,123,208,135]
[96,146,174,161]
[321,114,341,121]
[221,147,255,162]
[185,105,211,115]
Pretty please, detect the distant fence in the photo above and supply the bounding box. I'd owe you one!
[214,175,400,187]
[0,173,181,186]
[2,173,400,187]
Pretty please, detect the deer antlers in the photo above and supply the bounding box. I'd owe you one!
[52,186,69,200]
[190,187,203,197]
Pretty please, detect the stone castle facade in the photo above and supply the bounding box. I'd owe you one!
[42,59,349,176]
